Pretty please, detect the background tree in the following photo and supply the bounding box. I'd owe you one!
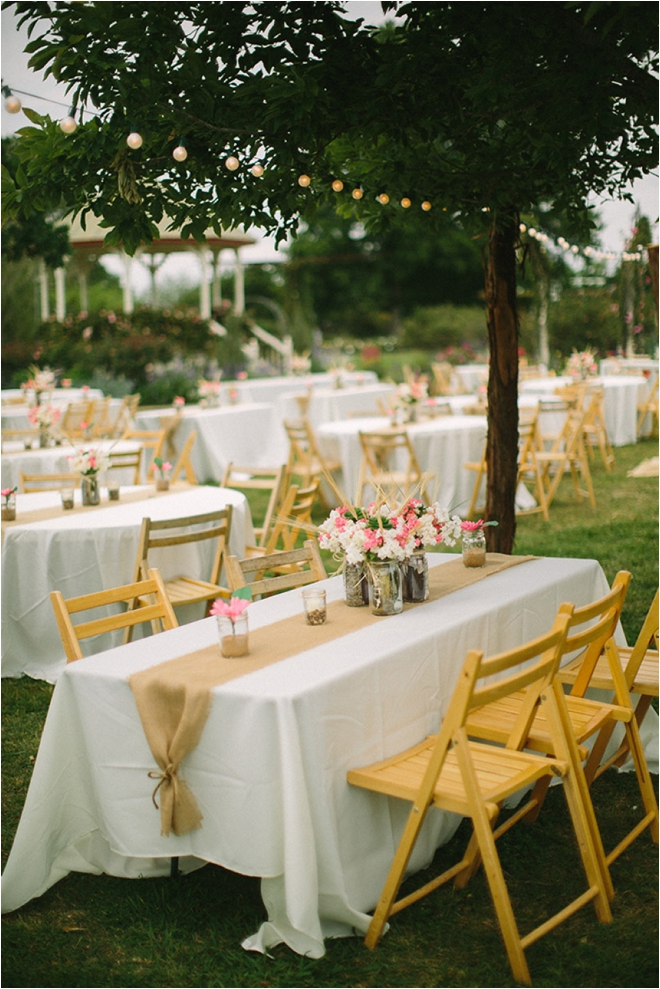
[3,1,657,550]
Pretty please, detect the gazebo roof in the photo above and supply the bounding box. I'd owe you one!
[65,213,256,256]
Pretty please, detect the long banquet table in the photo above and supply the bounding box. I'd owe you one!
[5,554,654,958]
[134,404,289,482]
[519,374,649,446]
[1,438,142,489]
[316,414,487,513]
[1,484,254,682]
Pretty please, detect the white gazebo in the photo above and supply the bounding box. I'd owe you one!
[41,214,256,320]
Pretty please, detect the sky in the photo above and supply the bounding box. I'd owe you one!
[1,1,658,295]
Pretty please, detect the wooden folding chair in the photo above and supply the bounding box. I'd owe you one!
[557,588,659,784]
[127,508,233,639]
[221,463,289,548]
[169,431,198,484]
[1,428,40,451]
[226,538,326,597]
[89,397,112,438]
[637,377,659,438]
[582,386,615,471]
[356,429,434,506]
[284,419,343,507]
[57,399,97,440]
[348,609,612,986]
[465,413,548,521]
[123,428,167,476]
[431,362,459,396]
[107,447,143,485]
[112,393,141,438]
[50,568,178,663]
[19,470,80,493]
[535,407,596,509]
[466,572,658,871]
[258,479,319,554]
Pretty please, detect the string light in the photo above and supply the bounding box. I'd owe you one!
[520,222,643,262]
[173,145,188,162]
[225,155,240,171]
[400,197,411,209]
[250,163,264,177]
[4,93,22,114]
[351,187,363,200]
[297,173,311,187]
[59,114,77,134]
[421,200,432,211]
[331,179,344,192]
[126,132,143,149]
[377,193,390,205]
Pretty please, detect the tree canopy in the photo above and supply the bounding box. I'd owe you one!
[3,0,657,550]
[3,2,657,252]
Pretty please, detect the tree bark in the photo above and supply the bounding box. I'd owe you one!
[485,212,519,554]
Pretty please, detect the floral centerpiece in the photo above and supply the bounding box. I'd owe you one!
[67,447,109,505]
[198,379,222,407]
[290,352,312,375]
[2,486,17,521]
[319,500,463,612]
[22,365,56,406]
[27,404,61,447]
[152,456,173,491]
[460,518,498,568]
[564,349,598,381]
[211,587,252,657]
[393,380,429,422]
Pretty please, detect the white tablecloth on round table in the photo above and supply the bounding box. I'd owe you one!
[1,397,124,432]
[2,555,655,958]
[520,374,648,446]
[223,371,377,406]
[135,404,289,482]
[276,382,397,429]
[1,439,143,489]
[453,364,489,392]
[317,414,487,513]
[1,485,254,682]
[1,387,104,406]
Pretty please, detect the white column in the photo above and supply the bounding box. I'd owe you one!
[54,267,66,321]
[121,250,134,314]
[212,249,223,310]
[38,259,49,320]
[233,248,245,314]
[198,248,211,319]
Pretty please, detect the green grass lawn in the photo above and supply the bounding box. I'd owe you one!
[2,438,658,988]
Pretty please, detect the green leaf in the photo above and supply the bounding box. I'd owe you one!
[232,586,253,601]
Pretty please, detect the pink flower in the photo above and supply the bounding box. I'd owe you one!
[2,487,17,499]
[461,519,485,531]
[210,597,250,622]
[173,396,185,407]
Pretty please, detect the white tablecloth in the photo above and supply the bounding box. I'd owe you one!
[317,414,487,514]
[1,387,104,406]
[4,555,655,957]
[519,375,648,447]
[453,364,489,393]
[1,439,143,489]
[224,371,378,406]
[276,382,397,430]
[1,397,124,432]
[1,485,254,682]
[135,404,289,482]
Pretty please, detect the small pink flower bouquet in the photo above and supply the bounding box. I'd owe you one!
[211,587,252,657]
[27,405,60,430]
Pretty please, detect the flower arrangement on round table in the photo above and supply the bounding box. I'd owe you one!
[67,447,110,505]
[393,380,429,421]
[564,348,598,380]
[152,456,173,491]
[27,404,61,446]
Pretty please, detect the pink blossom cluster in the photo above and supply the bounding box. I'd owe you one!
[27,405,61,429]
[66,447,109,475]
[210,596,250,623]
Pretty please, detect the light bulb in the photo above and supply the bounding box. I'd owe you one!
[126,132,143,149]
[225,155,240,171]
[173,145,188,162]
[331,179,344,192]
[527,227,536,237]
[421,200,432,212]
[519,223,527,233]
[400,197,411,209]
[571,245,579,254]
[250,163,264,177]
[351,187,363,200]
[377,193,390,205]
[298,173,311,187]
[59,115,77,134]
[4,95,21,114]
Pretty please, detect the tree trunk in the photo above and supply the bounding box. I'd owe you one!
[485,212,519,554]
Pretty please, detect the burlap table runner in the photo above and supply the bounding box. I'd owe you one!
[130,553,536,836]
[1,483,192,535]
